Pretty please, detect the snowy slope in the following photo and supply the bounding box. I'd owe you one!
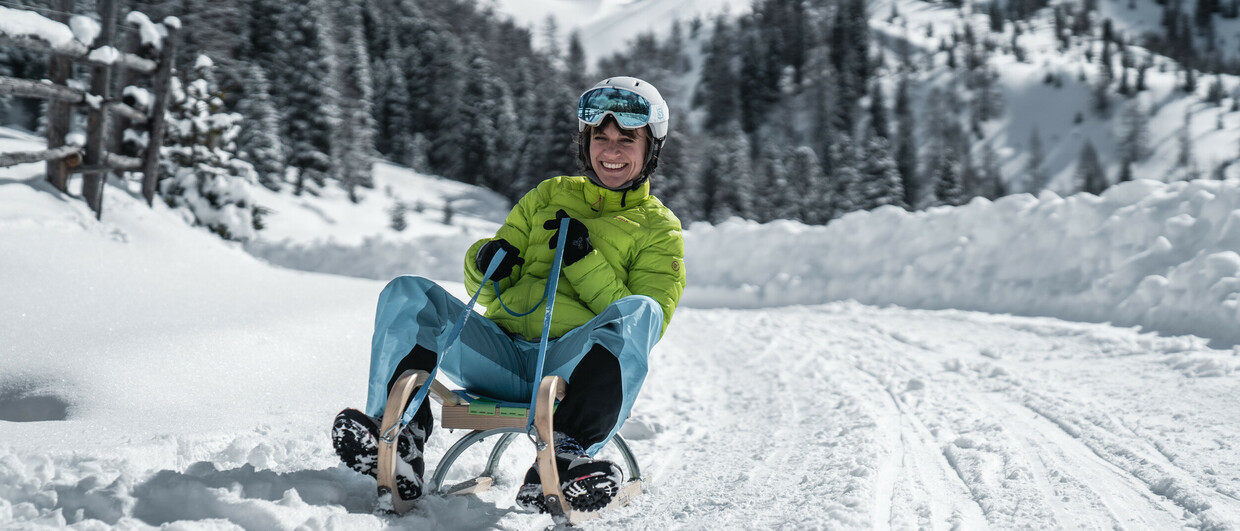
[486,0,751,63]
[499,0,1240,198]
[4,157,1240,528]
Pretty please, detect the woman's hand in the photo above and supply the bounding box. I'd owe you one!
[475,239,525,280]
[543,209,592,266]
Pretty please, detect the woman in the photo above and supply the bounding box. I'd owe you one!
[331,76,686,513]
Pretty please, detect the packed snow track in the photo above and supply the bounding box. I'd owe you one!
[617,302,1240,530]
[2,302,1238,530]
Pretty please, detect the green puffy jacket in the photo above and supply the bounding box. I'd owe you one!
[464,175,686,340]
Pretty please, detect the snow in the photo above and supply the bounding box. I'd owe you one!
[124,12,166,51]
[3,134,1240,528]
[486,0,752,63]
[4,0,1240,526]
[68,15,99,46]
[0,6,77,51]
[87,46,119,65]
[686,180,1240,347]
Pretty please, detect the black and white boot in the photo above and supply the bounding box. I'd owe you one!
[515,432,622,513]
[331,408,426,500]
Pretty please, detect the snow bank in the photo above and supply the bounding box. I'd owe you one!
[684,179,1240,346]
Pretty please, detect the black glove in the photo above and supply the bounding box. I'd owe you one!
[543,209,592,266]
[475,239,524,281]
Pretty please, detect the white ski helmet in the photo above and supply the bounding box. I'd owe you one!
[576,76,669,141]
[576,76,670,185]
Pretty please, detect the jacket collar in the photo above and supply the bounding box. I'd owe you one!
[581,176,650,213]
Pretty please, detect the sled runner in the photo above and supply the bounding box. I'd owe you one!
[371,222,643,525]
[375,369,645,525]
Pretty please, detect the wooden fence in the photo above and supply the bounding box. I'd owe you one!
[0,0,178,220]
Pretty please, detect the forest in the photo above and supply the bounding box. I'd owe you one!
[1,0,1234,237]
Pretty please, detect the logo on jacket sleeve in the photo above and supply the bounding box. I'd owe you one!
[671,260,680,272]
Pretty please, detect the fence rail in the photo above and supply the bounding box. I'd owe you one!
[0,0,177,220]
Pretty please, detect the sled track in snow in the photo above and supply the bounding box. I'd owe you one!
[632,303,1239,529]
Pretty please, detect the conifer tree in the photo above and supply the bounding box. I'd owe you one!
[828,133,861,217]
[338,2,377,202]
[375,39,415,165]
[754,141,794,222]
[1027,125,1048,192]
[696,16,739,133]
[928,147,967,207]
[739,28,778,134]
[859,134,907,210]
[978,141,1006,199]
[778,145,828,224]
[513,58,575,199]
[1178,111,1192,168]
[389,201,407,232]
[869,80,890,140]
[565,32,588,91]
[894,76,918,208]
[702,128,755,223]
[280,0,340,195]
[1119,100,1150,163]
[1076,140,1107,194]
[652,137,704,223]
[449,56,502,187]
[160,56,261,242]
[235,64,286,191]
[920,88,968,205]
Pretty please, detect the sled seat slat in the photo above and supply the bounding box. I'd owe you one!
[429,384,565,431]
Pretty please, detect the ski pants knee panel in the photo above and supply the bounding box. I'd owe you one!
[364,274,663,455]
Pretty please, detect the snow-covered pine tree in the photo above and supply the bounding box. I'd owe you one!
[859,133,907,210]
[739,28,778,134]
[828,133,862,218]
[1177,107,1194,169]
[236,64,285,191]
[869,80,890,140]
[753,140,791,222]
[806,48,841,166]
[374,38,415,166]
[389,200,407,232]
[337,1,377,203]
[702,127,755,223]
[1026,124,1048,192]
[1119,99,1150,164]
[650,136,704,223]
[695,15,739,134]
[511,56,573,201]
[786,145,829,224]
[1076,140,1107,194]
[894,75,918,208]
[279,0,340,196]
[976,141,1005,199]
[565,32,588,91]
[159,55,262,242]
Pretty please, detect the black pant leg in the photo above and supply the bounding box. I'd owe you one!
[553,344,623,449]
[384,345,438,436]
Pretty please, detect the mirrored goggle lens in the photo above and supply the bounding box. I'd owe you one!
[578,87,651,129]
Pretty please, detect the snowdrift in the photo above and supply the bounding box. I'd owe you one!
[684,179,1240,347]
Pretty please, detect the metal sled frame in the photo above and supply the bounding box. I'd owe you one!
[377,369,644,525]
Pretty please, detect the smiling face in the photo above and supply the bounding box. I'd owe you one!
[588,120,649,189]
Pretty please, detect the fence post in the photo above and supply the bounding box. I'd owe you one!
[82,0,118,220]
[141,20,177,207]
[109,29,141,167]
[45,0,74,193]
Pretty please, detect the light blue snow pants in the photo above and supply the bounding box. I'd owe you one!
[364,275,662,455]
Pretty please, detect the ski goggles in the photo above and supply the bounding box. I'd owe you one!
[577,87,659,130]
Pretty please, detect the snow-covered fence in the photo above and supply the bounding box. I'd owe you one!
[0,0,178,220]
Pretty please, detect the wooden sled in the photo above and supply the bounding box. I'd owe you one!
[376,369,644,525]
